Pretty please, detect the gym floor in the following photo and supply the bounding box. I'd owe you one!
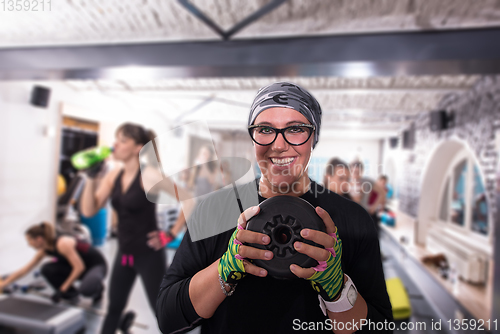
[380,239,446,334]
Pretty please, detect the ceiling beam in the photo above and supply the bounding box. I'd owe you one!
[1,28,500,79]
[178,0,289,41]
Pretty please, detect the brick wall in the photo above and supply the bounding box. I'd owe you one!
[398,76,500,218]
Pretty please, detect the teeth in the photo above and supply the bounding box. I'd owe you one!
[271,157,295,166]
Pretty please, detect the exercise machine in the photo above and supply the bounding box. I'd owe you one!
[0,294,85,334]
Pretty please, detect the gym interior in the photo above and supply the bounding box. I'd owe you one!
[0,1,499,333]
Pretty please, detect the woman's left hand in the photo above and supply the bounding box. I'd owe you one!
[290,206,344,301]
[147,230,173,250]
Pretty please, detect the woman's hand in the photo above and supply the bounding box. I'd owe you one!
[290,206,344,301]
[218,206,273,284]
[147,230,173,250]
[85,161,105,179]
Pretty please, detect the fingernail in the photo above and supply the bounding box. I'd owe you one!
[260,270,266,276]
[264,251,272,259]
[290,265,296,272]
[301,229,309,237]
[295,242,302,249]
[317,207,324,214]
[262,235,270,244]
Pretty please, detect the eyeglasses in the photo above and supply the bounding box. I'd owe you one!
[248,124,315,146]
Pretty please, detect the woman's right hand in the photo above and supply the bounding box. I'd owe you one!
[217,206,273,284]
[85,161,106,179]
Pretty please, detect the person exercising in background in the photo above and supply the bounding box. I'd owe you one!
[0,222,106,304]
[187,145,221,198]
[80,123,188,334]
[323,157,352,200]
[376,175,390,208]
[349,160,386,232]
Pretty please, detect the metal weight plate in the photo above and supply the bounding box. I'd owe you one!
[246,196,325,279]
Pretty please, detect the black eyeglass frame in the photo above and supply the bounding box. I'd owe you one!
[247,123,315,146]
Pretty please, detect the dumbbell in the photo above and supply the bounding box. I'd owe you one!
[119,311,136,334]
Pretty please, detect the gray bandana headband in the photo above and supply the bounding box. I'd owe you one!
[248,82,322,148]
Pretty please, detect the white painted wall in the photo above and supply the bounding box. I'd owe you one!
[0,81,61,273]
[381,138,409,199]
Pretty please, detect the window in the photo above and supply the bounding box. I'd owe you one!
[450,159,467,227]
[439,151,489,236]
[472,165,488,235]
[439,179,449,221]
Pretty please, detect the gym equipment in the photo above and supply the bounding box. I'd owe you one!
[11,280,47,294]
[0,294,85,334]
[1,272,46,295]
[71,146,112,171]
[3,285,148,332]
[56,174,92,245]
[386,277,412,320]
[57,175,67,196]
[119,311,136,334]
[246,196,325,279]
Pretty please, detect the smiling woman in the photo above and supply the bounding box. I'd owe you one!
[156,82,393,334]
[251,108,314,195]
[247,82,322,197]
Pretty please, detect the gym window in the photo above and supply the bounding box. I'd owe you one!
[438,150,489,237]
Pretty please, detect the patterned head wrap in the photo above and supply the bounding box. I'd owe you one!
[248,82,322,148]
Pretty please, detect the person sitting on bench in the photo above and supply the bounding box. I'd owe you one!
[0,221,107,304]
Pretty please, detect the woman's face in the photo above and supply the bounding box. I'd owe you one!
[350,165,362,180]
[113,131,142,162]
[327,166,351,194]
[253,107,314,195]
[197,146,212,163]
[26,235,44,250]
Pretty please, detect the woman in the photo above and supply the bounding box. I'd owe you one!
[187,145,220,198]
[323,157,353,200]
[80,123,182,333]
[349,160,386,234]
[156,82,393,333]
[0,222,106,303]
[349,160,386,213]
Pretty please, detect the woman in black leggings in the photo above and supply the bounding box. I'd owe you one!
[0,222,106,303]
[80,123,185,333]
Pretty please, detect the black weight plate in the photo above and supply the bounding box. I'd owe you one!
[246,196,325,279]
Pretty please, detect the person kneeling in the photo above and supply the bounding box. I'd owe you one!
[0,221,107,305]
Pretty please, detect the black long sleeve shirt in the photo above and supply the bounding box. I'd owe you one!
[156,180,393,333]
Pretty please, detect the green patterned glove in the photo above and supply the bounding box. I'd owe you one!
[307,227,344,301]
[218,225,247,284]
